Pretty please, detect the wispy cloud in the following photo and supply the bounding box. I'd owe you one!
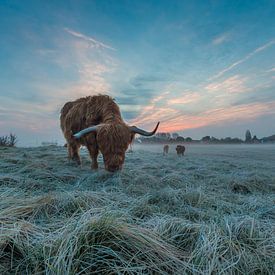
[0,102,58,134]
[64,28,116,51]
[209,40,275,80]
[60,27,117,99]
[129,89,179,128]
[266,67,275,73]
[206,75,250,94]
[167,92,201,105]
[1,27,117,144]
[212,32,230,45]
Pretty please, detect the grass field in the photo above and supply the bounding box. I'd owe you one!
[0,144,274,274]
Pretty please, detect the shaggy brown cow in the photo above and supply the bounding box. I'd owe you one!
[176,145,185,156]
[163,144,169,155]
[60,95,159,172]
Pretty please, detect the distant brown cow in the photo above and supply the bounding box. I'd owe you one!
[60,95,159,172]
[163,144,169,155]
[176,145,185,156]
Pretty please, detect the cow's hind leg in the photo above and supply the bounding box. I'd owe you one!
[85,135,99,169]
[68,142,81,165]
[87,144,99,169]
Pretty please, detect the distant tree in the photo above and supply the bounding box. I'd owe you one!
[210,136,220,143]
[156,132,169,140]
[252,135,260,143]
[220,137,242,144]
[176,136,184,142]
[9,133,17,147]
[245,130,252,143]
[185,137,192,142]
[155,133,161,138]
[231,138,243,144]
[0,136,8,146]
[172,133,179,139]
[224,137,232,143]
[0,133,17,147]
[201,136,211,143]
[261,135,275,143]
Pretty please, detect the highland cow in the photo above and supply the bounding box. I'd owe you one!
[60,95,159,172]
[163,144,169,155]
[176,145,185,156]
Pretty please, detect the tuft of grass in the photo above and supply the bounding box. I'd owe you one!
[47,214,191,274]
[0,145,274,274]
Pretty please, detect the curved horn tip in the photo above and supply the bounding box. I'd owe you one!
[152,121,160,131]
[130,121,160,136]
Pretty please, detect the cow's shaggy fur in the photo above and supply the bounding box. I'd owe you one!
[60,95,135,171]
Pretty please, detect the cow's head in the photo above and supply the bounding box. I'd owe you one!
[73,122,159,172]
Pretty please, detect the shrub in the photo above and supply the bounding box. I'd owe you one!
[0,133,17,147]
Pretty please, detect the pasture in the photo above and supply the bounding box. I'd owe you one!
[0,144,274,274]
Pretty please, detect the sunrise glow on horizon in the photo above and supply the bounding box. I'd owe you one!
[0,1,275,145]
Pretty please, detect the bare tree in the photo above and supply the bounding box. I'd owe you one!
[0,136,8,146]
[0,133,17,147]
[245,130,252,143]
[9,133,17,147]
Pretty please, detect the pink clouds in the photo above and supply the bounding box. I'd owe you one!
[205,75,250,94]
[167,92,201,105]
[130,91,275,133]
[163,101,275,132]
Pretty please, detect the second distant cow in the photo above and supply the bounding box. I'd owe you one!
[176,145,185,156]
[163,144,169,155]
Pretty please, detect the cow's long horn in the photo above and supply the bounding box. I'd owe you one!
[73,125,99,139]
[130,122,160,136]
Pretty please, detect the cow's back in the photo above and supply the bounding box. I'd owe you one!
[60,95,121,138]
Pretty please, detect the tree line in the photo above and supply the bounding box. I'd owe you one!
[135,130,275,144]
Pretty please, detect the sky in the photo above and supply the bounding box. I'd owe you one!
[0,0,275,146]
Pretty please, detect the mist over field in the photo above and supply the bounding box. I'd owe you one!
[0,144,274,274]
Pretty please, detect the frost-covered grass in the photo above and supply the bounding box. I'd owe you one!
[0,144,274,274]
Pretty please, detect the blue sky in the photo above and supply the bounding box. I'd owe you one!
[0,0,275,145]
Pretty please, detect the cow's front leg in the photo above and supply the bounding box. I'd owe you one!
[87,144,99,169]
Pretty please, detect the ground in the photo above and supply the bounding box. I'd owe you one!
[0,144,274,274]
